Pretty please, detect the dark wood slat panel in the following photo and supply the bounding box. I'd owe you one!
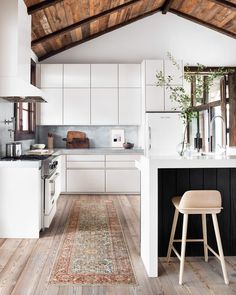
[216,169,231,254]
[230,169,236,254]
[32,0,141,45]
[27,0,63,15]
[158,168,235,257]
[38,6,162,61]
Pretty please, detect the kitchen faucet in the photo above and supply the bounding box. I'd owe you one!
[209,115,226,153]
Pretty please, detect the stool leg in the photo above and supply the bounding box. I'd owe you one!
[167,208,179,263]
[202,214,208,262]
[179,213,188,285]
[212,213,229,285]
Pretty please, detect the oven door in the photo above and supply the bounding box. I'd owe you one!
[44,171,60,216]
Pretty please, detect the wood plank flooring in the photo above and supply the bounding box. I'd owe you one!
[0,194,236,295]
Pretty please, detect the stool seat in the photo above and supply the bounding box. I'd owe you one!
[167,190,229,285]
[172,195,222,214]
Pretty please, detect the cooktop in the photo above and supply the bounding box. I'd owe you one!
[1,154,52,161]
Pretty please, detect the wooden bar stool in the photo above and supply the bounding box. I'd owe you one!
[167,190,229,285]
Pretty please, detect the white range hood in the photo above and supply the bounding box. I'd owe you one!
[0,0,45,102]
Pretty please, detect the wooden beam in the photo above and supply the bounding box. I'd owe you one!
[32,0,140,46]
[27,0,63,15]
[211,0,236,10]
[170,9,236,39]
[37,7,161,61]
[162,0,174,14]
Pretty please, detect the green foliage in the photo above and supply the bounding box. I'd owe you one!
[156,52,232,125]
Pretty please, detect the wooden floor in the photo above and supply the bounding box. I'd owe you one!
[0,195,236,295]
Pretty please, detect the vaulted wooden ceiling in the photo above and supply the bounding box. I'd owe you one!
[24,0,236,61]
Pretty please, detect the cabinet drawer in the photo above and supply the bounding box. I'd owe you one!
[67,155,105,162]
[106,170,140,193]
[67,161,105,169]
[106,161,135,169]
[67,169,105,192]
[106,155,141,161]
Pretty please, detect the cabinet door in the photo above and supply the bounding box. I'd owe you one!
[119,64,140,87]
[91,88,118,125]
[64,64,90,87]
[67,169,105,192]
[41,64,63,88]
[119,88,141,125]
[40,88,63,125]
[91,64,118,87]
[164,60,183,85]
[145,60,163,85]
[106,169,140,193]
[165,87,180,111]
[146,86,164,111]
[64,88,90,125]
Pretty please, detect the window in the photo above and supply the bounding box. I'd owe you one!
[14,59,36,141]
[186,67,233,151]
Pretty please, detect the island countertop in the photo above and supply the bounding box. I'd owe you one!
[138,154,236,278]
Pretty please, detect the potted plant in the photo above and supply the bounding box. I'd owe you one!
[156,52,231,156]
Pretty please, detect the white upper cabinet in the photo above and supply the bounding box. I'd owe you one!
[91,88,118,125]
[91,64,118,87]
[64,88,90,125]
[119,64,141,87]
[40,64,63,88]
[64,64,90,87]
[164,60,183,85]
[146,86,164,112]
[164,87,180,111]
[40,88,63,125]
[119,88,141,125]
[145,60,163,85]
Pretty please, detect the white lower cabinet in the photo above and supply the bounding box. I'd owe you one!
[106,169,140,193]
[67,169,105,193]
[65,154,141,194]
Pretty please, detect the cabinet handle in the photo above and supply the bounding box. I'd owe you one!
[149,126,151,150]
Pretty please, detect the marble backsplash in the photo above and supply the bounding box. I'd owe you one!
[36,125,140,148]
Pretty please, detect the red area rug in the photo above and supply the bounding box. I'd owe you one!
[50,199,136,285]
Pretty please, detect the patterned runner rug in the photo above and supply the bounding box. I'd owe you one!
[50,199,137,285]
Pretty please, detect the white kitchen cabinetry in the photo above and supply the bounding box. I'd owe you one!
[106,170,140,193]
[119,64,140,87]
[164,59,183,86]
[67,169,105,193]
[91,64,118,87]
[164,87,180,111]
[119,88,141,125]
[65,154,141,193]
[64,88,90,125]
[145,60,163,85]
[91,88,118,125]
[145,86,164,111]
[40,88,63,125]
[41,64,63,88]
[64,64,90,87]
[105,155,140,193]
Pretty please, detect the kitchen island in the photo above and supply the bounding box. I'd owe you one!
[138,155,236,277]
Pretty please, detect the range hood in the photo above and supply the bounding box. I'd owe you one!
[0,0,45,103]
[0,77,46,103]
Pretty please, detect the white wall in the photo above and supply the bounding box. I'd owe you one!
[43,13,236,66]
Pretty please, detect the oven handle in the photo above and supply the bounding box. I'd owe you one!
[49,172,60,183]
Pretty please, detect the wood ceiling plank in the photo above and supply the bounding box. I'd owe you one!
[32,0,141,45]
[170,8,236,38]
[211,0,236,10]
[27,0,63,15]
[38,6,162,61]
